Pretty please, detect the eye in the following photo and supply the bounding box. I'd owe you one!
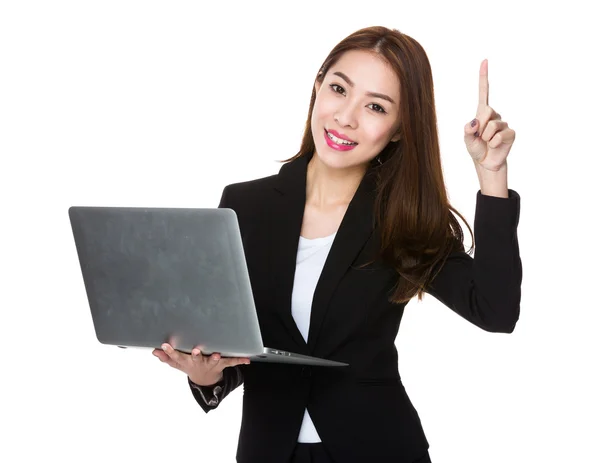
[368,103,386,114]
[329,84,387,114]
[329,83,345,95]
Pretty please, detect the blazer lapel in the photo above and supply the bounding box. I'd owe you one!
[269,153,377,354]
[306,165,376,352]
[268,155,311,352]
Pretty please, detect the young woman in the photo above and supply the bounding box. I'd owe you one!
[153,26,521,463]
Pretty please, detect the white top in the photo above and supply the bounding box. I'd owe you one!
[291,230,337,443]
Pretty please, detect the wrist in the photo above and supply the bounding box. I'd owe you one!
[474,161,508,198]
[189,371,224,387]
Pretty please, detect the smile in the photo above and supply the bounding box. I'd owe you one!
[326,130,357,145]
[324,129,358,151]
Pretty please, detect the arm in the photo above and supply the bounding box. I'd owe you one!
[188,365,244,413]
[426,188,522,333]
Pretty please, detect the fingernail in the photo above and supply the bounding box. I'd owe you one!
[474,131,479,137]
[162,344,168,351]
[470,118,477,127]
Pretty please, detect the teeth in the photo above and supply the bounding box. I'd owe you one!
[327,131,356,145]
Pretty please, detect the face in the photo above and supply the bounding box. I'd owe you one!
[311,49,402,171]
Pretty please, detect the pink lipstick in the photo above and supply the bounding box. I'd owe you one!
[323,129,358,151]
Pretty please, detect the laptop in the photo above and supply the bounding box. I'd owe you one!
[68,206,348,367]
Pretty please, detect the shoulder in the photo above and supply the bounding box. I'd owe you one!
[219,173,279,213]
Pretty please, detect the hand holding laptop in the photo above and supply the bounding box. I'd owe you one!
[152,342,251,386]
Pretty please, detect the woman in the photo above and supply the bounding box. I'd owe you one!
[153,26,521,463]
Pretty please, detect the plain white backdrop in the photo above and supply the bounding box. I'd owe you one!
[1,1,598,462]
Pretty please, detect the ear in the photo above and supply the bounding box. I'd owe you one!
[314,70,325,93]
[390,119,402,142]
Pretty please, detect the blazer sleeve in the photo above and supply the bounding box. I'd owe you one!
[188,365,244,413]
[188,185,246,412]
[425,189,522,333]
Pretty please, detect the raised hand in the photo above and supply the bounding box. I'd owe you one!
[464,59,516,172]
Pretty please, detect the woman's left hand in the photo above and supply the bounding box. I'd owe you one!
[464,59,516,172]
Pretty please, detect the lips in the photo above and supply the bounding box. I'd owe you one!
[326,128,356,143]
[323,128,358,151]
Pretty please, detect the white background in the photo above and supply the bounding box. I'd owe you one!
[1,1,598,462]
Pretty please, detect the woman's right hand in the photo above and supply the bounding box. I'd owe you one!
[152,343,250,387]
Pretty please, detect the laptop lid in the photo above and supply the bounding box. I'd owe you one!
[69,206,265,356]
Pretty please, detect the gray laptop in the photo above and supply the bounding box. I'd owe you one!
[68,206,348,367]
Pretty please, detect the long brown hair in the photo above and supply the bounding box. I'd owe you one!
[281,26,474,304]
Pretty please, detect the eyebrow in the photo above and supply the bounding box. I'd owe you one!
[332,71,396,105]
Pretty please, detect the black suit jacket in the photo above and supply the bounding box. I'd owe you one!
[189,153,522,463]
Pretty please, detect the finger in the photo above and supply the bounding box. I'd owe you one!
[478,59,489,107]
[195,350,220,366]
[473,106,500,138]
[153,349,167,361]
[201,353,221,368]
[489,128,516,148]
[192,344,206,354]
[465,118,481,144]
[190,344,211,363]
[220,357,251,368]
[154,350,179,366]
[161,343,186,366]
[191,348,203,362]
[482,120,508,143]
[154,350,184,371]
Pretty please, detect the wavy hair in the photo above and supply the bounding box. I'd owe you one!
[281,26,474,304]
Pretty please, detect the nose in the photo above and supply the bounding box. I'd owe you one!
[334,100,359,129]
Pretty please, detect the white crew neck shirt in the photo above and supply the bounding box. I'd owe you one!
[291,230,337,443]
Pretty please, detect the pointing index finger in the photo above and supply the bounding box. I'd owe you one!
[479,59,489,107]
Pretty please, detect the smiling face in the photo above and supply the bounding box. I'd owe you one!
[311,49,402,171]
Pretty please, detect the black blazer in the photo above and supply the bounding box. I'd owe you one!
[189,153,522,463]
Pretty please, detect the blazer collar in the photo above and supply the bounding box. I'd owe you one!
[269,153,378,354]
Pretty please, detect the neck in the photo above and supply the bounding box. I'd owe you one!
[306,153,367,208]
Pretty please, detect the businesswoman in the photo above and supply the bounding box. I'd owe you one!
[153,26,521,463]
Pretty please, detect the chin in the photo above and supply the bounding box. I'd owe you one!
[315,150,368,171]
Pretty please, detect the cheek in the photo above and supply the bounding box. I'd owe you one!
[311,107,323,135]
[313,94,337,120]
[362,123,395,146]
[311,97,323,125]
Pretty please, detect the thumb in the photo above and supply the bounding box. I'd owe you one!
[464,118,480,144]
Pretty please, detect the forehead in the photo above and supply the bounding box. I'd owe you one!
[327,50,400,97]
